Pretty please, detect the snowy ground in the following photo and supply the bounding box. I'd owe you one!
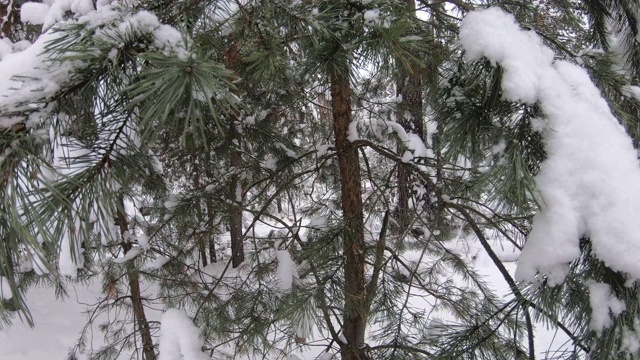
[0,236,571,360]
[0,202,570,360]
[0,283,110,360]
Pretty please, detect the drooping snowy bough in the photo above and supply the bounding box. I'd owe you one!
[460,8,640,286]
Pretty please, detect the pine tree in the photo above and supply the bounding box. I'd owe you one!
[0,0,639,359]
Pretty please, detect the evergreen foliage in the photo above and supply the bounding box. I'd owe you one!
[0,0,638,359]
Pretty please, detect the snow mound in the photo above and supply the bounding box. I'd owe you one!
[159,309,209,360]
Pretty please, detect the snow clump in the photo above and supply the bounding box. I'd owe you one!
[460,7,640,285]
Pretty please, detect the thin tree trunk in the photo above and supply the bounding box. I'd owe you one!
[205,191,217,264]
[223,36,244,268]
[205,196,218,264]
[330,61,367,360]
[395,0,424,236]
[0,1,15,39]
[204,156,218,264]
[192,154,208,267]
[116,197,156,360]
[229,153,244,268]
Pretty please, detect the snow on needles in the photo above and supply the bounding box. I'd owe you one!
[158,309,209,360]
[0,3,189,127]
[460,8,640,284]
[0,30,74,127]
[588,282,626,334]
[275,243,297,294]
[0,276,13,300]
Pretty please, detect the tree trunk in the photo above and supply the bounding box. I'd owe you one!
[204,159,217,264]
[229,156,244,268]
[205,194,217,264]
[395,0,424,236]
[0,242,17,312]
[117,197,156,360]
[0,1,14,39]
[192,154,208,267]
[330,61,367,360]
[223,36,245,268]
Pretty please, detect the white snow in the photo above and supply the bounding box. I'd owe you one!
[158,308,209,360]
[0,275,13,300]
[460,9,554,105]
[0,284,111,360]
[112,247,143,264]
[588,281,626,335]
[58,232,77,278]
[151,24,190,60]
[307,215,328,229]
[385,120,434,168]
[460,7,640,285]
[164,194,180,210]
[0,39,12,60]
[0,3,193,130]
[20,2,49,25]
[12,40,31,52]
[623,85,640,101]
[42,1,69,31]
[58,215,84,279]
[137,232,150,249]
[347,120,359,142]
[28,245,50,275]
[275,245,296,293]
[70,0,94,16]
[0,30,77,127]
[0,236,574,360]
[622,320,640,353]
[243,115,255,125]
[264,154,278,170]
[145,255,170,270]
[363,9,380,26]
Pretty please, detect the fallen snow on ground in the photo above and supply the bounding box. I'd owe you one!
[0,233,571,360]
[0,284,107,360]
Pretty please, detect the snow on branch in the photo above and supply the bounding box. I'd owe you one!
[0,1,189,127]
[588,281,626,335]
[0,30,74,127]
[158,309,209,360]
[460,8,640,284]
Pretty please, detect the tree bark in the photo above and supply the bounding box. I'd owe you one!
[0,1,15,40]
[223,36,245,268]
[191,154,208,267]
[330,62,367,360]
[395,0,424,236]
[205,193,217,264]
[117,197,156,360]
[229,151,244,268]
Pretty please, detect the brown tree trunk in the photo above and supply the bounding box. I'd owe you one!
[395,0,424,236]
[116,197,156,360]
[229,150,244,268]
[0,1,15,39]
[204,157,218,264]
[330,61,367,360]
[205,191,217,264]
[223,37,244,268]
[191,154,208,267]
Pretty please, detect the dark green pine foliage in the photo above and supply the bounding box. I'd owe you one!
[0,0,639,359]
